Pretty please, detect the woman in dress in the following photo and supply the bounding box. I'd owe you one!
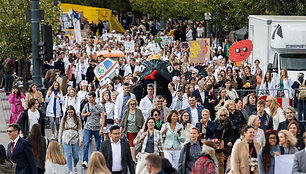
[278,130,298,154]
[87,152,111,174]
[58,105,83,174]
[8,85,25,123]
[45,141,68,173]
[120,99,145,162]
[101,91,115,140]
[27,124,47,174]
[24,83,43,109]
[45,81,63,138]
[161,110,185,170]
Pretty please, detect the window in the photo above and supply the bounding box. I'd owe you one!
[279,54,306,71]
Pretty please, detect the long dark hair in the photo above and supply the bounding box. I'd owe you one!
[0,144,9,164]
[62,105,81,131]
[27,124,42,160]
[262,132,279,173]
[12,85,22,98]
[144,117,156,132]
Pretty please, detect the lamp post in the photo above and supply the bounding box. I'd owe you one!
[31,0,44,91]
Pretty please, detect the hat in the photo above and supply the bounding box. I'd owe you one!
[127,35,131,38]
[213,56,218,61]
[203,140,216,150]
[211,50,216,53]
[81,80,88,86]
[217,55,223,59]
[112,30,116,33]
[218,46,222,50]
[160,32,165,36]
[265,129,278,136]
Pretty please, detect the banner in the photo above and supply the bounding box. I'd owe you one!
[124,41,135,53]
[189,40,207,63]
[196,38,210,59]
[275,154,294,174]
[69,9,82,44]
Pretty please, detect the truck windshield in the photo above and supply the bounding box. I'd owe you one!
[279,54,306,71]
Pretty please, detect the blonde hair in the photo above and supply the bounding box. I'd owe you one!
[267,96,279,117]
[45,141,67,165]
[215,107,229,120]
[87,152,111,174]
[279,130,297,147]
[224,100,235,110]
[126,98,138,107]
[202,109,210,115]
[248,115,258,126]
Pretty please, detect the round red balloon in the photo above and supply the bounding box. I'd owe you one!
[229,40,253,62]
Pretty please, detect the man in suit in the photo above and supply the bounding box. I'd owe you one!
[100,125,135,174]
[191,80,209,108]
[7,123,37,174]
[292,132,306,173]
[278,106,305,137]
[185,95,204,126]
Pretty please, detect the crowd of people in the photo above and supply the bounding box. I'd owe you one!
[1,18,306,174]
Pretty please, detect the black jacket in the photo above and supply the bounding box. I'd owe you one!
[54,60,65,76]
[215,118,235,144]
[178,141,203,174]
[244,104,257,116]
[99,138,135,174]
[278,118,305,137]
[191,89,209,108]
[17,109,45,139]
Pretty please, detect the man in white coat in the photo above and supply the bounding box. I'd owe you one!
[114,83,136,124]
[139,83,154,119]
[123,58,139,76]
[170,89,189,110]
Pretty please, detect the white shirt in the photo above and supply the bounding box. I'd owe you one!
[190,107,198,126]
[28,109,40,130]
[111,138,122,172]
[200,90,205,104]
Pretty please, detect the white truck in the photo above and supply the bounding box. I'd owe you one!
[248,15,306,80]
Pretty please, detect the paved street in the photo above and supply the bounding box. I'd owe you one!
[0,92,96,173]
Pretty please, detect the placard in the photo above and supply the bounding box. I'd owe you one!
[275,154,294,174]
[189,38,210,63]
[125,41,135,53]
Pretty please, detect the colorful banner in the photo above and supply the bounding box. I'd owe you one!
[189,38,210,63]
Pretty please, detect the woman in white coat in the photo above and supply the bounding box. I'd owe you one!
[264,96,286,130]
[259,71,276,97]
[62,88,80,116]
[45,81,64,138]
[276,69,293,98]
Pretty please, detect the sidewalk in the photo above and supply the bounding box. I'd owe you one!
[0,92,11,131]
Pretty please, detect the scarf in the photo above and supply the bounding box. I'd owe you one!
[53,89,58,115]
[156,119,162,129]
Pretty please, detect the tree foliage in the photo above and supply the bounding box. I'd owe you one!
[0,0,61,60]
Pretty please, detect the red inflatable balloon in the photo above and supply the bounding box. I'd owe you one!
[229,40,253,62]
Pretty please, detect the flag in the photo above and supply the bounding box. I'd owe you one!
[69,9,82,44]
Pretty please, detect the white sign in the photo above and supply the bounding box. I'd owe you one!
[160,36,173,48]
[275,154,294,174]
[125,41,135,53]
[205,12,211,20]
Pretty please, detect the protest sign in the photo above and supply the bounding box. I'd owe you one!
[189,38,210,63]
[125,41,135,53]
[275,154,294,174]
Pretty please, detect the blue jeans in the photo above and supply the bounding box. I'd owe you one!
[62,141,80,172]
[83,129,101,162]
[298,101,306,124]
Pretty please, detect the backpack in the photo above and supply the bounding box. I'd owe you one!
[296,80,306,100]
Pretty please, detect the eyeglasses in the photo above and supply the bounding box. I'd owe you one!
[7,130,15,133]
[220,114,227,117]
[130,103,136,106]
[183,114,189,117]
[157,101,163,103]
[266,100,272,102]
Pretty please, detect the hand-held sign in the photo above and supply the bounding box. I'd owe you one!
[229,40,253,66]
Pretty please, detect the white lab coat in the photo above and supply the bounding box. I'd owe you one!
[139,95,154,119]
[45,91,64,118]
[123,64,140,76]
[169,97,189,110]
[75,62,89,84]
[259,80,277,97]
[114,92,136,120]
[62,96,81,116]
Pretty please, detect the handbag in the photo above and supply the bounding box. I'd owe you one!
[215,129,225,150]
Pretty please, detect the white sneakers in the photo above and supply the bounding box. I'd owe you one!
[82,161,88,168]
[73,167,78,174]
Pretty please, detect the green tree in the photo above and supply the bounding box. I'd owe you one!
[0,0,61,91]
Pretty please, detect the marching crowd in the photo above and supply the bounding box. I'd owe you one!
[1,19,306,174]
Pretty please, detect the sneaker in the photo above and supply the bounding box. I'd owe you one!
[73,167,78,174]
[82,161,88,168]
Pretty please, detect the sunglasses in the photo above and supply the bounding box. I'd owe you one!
[266,100,272,102]
[130,103,136,106]
[7,130,15,133]
[220,114,227,117]
[154,114,159,116]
